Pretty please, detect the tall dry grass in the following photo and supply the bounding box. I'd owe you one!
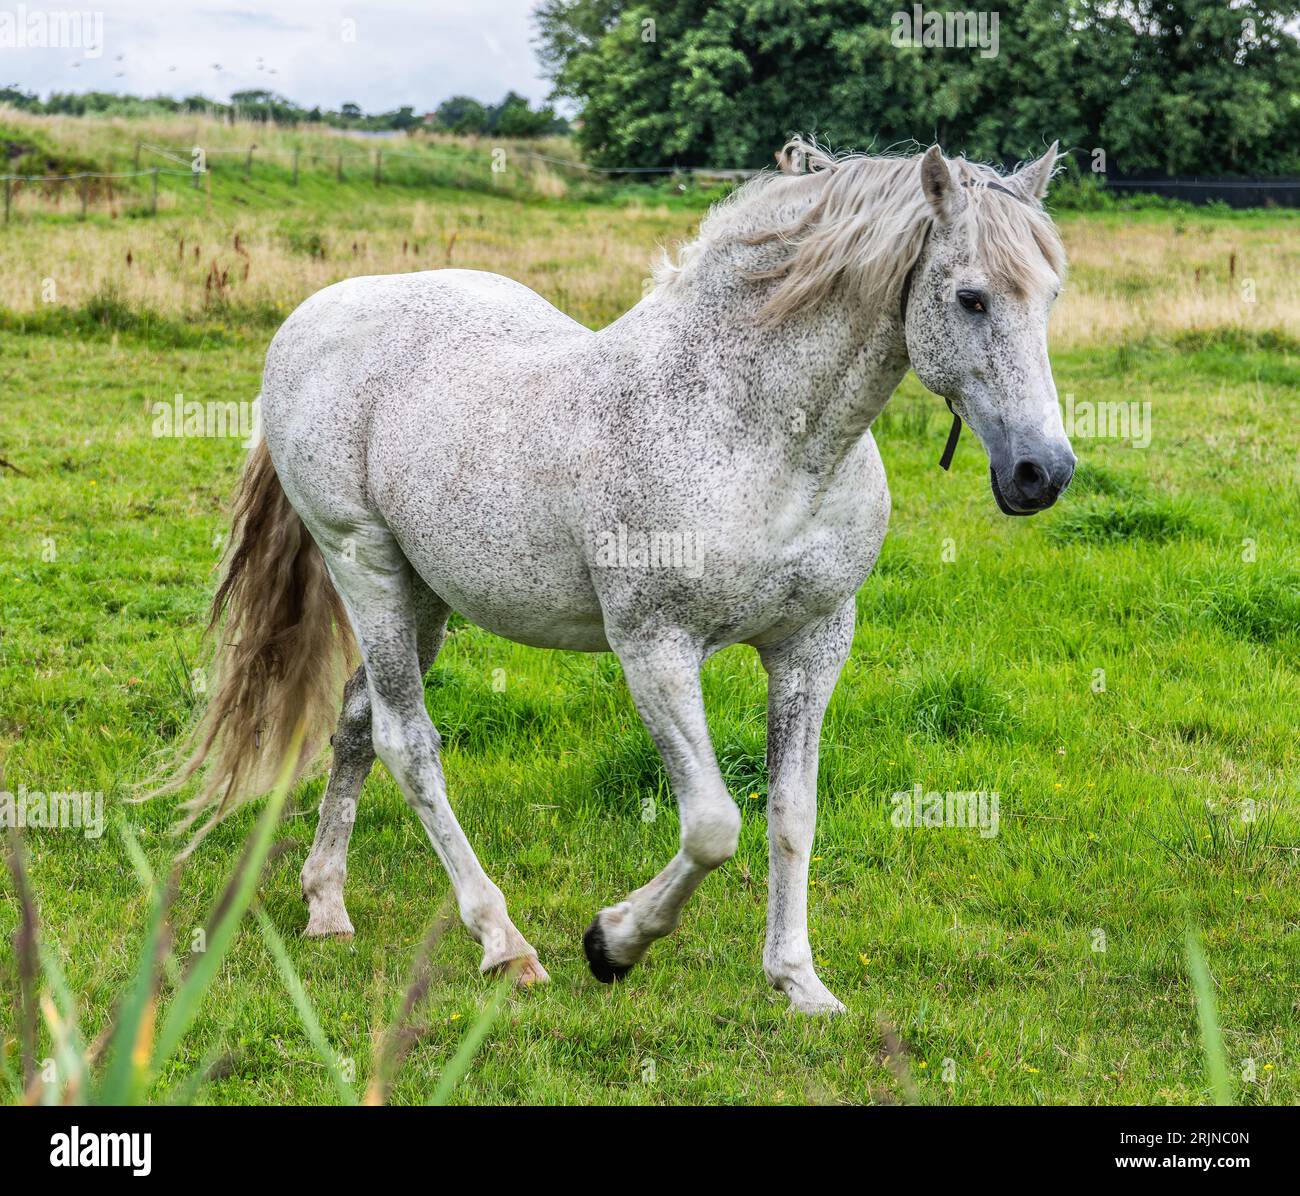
[1054,215,1300,347]
[0,197,675,330]
[0,107,581,172]
[7,203,1295,344]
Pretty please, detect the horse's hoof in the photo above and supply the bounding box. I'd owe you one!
[789,993,847,1016]
[503,956,551,987]
[303,905,355,938]
[482,948,550,986]
[779,974,847,1016]
[583,917,634,984]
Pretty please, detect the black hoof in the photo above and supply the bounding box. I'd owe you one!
[583,917,633,984]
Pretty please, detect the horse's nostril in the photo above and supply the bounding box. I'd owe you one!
[1012,458,1050,499]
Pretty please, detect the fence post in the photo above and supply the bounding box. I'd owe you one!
[337,153,343,182]
[79,180,88,220]
[4,177,10,225]
[151,167,159,215]
[133,141,141,172]
[374,150,382,185]
[292,149,299,186]
[245,146,254,176]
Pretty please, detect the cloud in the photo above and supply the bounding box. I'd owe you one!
[4,0,553,111]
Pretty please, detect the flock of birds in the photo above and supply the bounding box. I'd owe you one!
[65,54,278,79]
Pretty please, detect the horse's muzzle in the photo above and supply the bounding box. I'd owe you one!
[989,452,1075,516]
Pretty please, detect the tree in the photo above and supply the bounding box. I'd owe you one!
[433,93,567,137]
[534,0,1300,174]
[1089,1,1300,173]
[435,95,490,133]
[491,91,565,136]
[229,89,304,125]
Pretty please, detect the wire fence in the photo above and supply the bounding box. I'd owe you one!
[1104,175,1300,208]
[0,165,182,222]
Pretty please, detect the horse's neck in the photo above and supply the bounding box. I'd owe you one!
[776,297,911,475]
[622,276,910,479]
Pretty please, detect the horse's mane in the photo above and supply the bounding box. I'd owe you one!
[652,136,1066,321]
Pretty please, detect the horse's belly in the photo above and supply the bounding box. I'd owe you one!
[385,503,611,652]
[439,571,610,652]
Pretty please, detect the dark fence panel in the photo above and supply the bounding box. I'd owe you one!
[1102,176,1300,209]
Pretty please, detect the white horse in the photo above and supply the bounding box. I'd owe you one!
[168,140,1073,1014]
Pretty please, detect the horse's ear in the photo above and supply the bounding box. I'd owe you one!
[1010,141,1060,201]
[776,140,807,175]
[919,145,964,223]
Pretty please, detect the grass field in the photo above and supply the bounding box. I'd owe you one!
[1,113,1298,1105]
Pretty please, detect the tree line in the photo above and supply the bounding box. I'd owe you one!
[533,0,1300,175]
[0,86,568,137]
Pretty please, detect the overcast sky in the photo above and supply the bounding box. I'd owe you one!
[1,1,555,112]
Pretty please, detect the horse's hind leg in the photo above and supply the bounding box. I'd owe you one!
[583,630,740,981]
[302,588,449,937]
[314,522,547,983]
[301,665,371,936]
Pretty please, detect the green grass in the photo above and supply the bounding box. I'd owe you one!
[2,321,1295,1106]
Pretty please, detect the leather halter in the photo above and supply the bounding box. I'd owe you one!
[899,223,962,471]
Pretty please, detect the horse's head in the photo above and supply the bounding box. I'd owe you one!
[904,144,1074,515]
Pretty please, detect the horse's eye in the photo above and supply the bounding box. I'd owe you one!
[956,289,987,313]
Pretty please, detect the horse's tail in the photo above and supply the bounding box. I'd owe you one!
[158,437,358,852]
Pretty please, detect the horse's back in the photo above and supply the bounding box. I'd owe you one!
[267,269,585,382]
[261,267,588,492]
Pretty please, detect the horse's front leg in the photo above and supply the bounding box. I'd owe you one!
[583,630,741,982]
[758,600,855,1014]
